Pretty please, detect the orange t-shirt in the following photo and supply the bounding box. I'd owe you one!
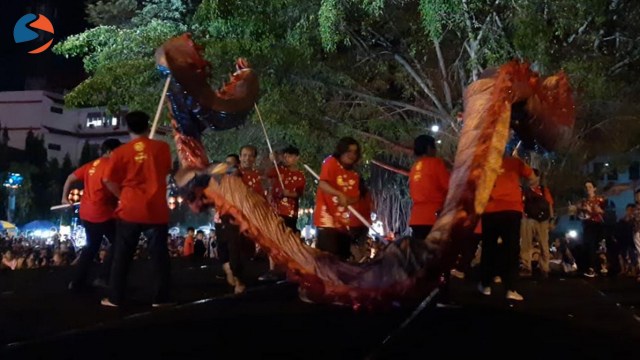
[104,137,172,224]
[73,157,118,223]
[408,156,450,226]
[313,156,360,230]
[484,156,533,213]
[349,191,372,228]
[183,235,194,256]
[268,166,306,218]
[240,167,266,199]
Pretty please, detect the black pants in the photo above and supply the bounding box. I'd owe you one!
[281,216,299,233]
[455,233,482,274]
[227,226,256,285]
[73,219,115,286]
[581,220,604,272]
[109,220,170,304]
[481,211,522,290]
[316,228,352,260]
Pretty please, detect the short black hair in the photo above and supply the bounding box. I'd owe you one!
[635,188,640,195]
[414,135,436,156]
[282,145,300,156]
[626,203,635,209]
[101,138,122,154]
[187,227,195,232]
[196,230,205,235]
[226,154,240,164]
[125,111,150,135]
[240,145,257,156]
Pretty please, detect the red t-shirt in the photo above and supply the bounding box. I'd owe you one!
[267,166,306,218]
[183,235,194,256]
[408,156,450,226]
[313,156,360,230]
[104,137,172,224]
[240,167,266,199]
[349,191,372,228]
[73,157,118,223]
[484,157,533,213]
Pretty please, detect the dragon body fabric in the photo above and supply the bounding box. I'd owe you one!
[157,34,575,310]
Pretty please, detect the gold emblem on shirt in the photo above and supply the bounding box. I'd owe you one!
[134,142,145,152]
[88,159,100,176]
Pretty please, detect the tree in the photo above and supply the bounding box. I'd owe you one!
[55,0,640,224]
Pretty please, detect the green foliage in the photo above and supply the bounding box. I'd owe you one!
[54,1,188,112]
[86,0,138,26]
[55,0,640,224]
[418,0,463,39]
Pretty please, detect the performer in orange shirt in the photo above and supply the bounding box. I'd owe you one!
[313,137,361,260]
[479,154,535,301]
[100,111,173,308]
[62,138,122,291]
[408,134,450,241]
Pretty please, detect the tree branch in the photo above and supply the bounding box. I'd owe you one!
[393,53,449,116]
[432,37,453,110]
[292,76,448,120]
[323,116,413,155]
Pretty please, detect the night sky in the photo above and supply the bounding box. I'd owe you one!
[0,0,88,92]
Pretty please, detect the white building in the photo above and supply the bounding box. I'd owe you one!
[0,90,167,165]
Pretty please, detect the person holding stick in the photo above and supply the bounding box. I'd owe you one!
[100,111,173,307]
[62,138,122,291]
[312,137,362,260]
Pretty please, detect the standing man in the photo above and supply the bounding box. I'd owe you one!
[101,111,173,307]
[62,138,122,291]
[577,180,606,278]
[217,154,240,288]
[479,154,535,301]
[520,168,554,278]
[260,145,306,280]
[228,145,265,293]
[408,135,450,242]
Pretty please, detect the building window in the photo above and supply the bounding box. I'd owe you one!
[48,143,61,151]
[50,106,63,114]
[86,112,120,128]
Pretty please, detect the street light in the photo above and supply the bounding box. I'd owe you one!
[3,173,23,223]
[431,124,439,133]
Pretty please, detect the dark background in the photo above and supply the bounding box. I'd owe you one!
[0,0,87,92]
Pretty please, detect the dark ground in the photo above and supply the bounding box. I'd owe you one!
[1,258,639,359]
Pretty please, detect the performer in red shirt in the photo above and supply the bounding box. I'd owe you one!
[313,137,361,260]
[62,138,122,291]
[101,111,173,307]
[228,145,265,293]
[267,145,306,231]
[260,145,306,281]
[577,180,606,278]
[183,227,195,257]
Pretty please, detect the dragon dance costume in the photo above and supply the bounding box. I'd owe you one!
[156,34,575,310]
